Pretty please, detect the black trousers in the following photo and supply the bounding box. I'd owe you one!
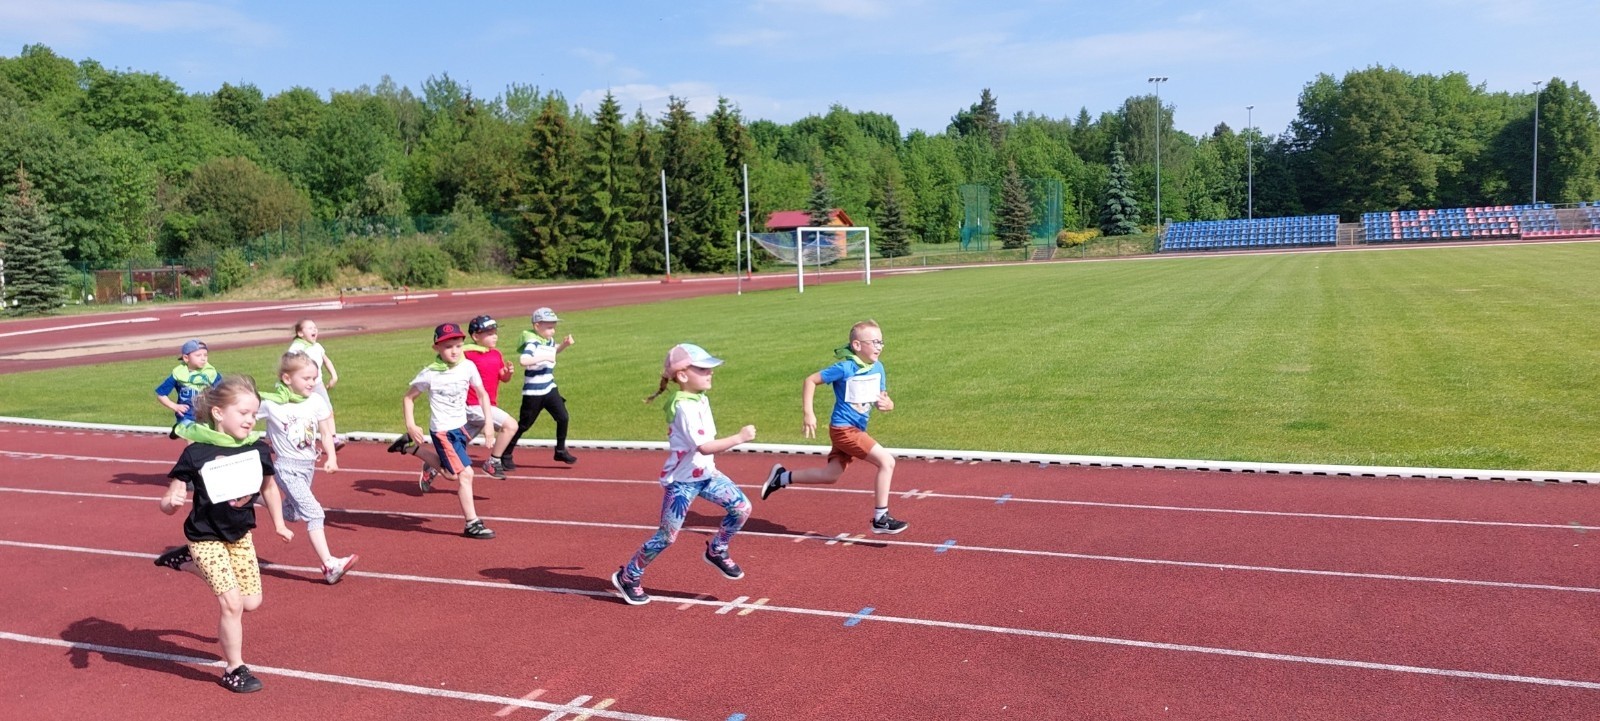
[507,391,569,458]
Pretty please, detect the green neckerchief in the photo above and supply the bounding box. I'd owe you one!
[176,421,263,448]
[425,354,460,372]
[463,343,491,354]
[289,337,314,352]
[257,382,308,405]
[664,389,706,423]
[833,346,872,370]
[171,363,220,389]
[521,330,555,350]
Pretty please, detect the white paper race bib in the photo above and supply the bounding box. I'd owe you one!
[527,345,557,364]
[199,450,264,504]
[845,373,881,405]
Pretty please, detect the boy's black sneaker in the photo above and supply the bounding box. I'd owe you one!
[463,519,495,539]
[871,514,909,535]
[760,464,787,500]
[386,436,414,454]
[611,568,650,605]
[219,665,263,693]
[500,456,517,471]
[154,546,191,571]
[553,449,578,465]
[703,544,744,580]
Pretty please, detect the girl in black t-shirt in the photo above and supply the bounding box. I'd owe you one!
[156,375,292,694]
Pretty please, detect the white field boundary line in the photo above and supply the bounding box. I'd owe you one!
[1,447,1595,533]
[0,629,687,721]
[4,416,1596,484]
[178,301,342,318]
[5,539,1600,693]
[3,487,1596,595]
[0,316,158,339]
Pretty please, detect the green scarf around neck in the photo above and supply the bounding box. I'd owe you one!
[425,354,460,372]
[463,343,490,354]
[257,382,308,405]
[175,421,263,447]
[664,389,705,423]
[833,346,872,370]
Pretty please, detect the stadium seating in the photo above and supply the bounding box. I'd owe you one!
[1360,204,1568,242]
[1159,215,1339,252]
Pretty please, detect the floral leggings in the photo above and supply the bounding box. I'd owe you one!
[622,474,750,582]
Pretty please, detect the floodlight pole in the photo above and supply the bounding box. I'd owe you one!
[1246,104,1254,219]
[742,163,753,294]
[796,228,805,293]
[1148,77,1168,232]
[659,170,671,280]
[1532,80,1544,205]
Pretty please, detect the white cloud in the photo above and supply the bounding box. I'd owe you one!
[0,0,279,47]
[576,82,783,123]
[754,0,898,19]
[571,47,645,83]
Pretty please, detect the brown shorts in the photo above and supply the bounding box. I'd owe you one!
[189,532,262,597]
[827,426,878,469]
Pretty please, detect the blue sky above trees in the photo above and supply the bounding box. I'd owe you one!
[0,0,1590,137]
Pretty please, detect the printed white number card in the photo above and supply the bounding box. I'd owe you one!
[199,450,264,503]
[845,373,881,405]
[528,345,557,364]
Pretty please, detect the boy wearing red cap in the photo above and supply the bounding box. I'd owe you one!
[402,323,498,539]
[463,315,519,479]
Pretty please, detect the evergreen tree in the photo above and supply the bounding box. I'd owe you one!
[574,92,637,278]
[1099,142,1141,236]
[0,168,70,315]
[875,180,912,257]
[660,97,735,273]
[513,99,579,278]
[807,170,835,226]
[997,159,1034,248]
[627,109,664,274]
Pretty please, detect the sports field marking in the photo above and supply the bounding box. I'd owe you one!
[1,489,1596,595]
[1,448,1593,532]
[0,316,158,339]
[495,688,547,717]
[6,540,1600,693]
[0,631,688,720]
[178,301,340,318]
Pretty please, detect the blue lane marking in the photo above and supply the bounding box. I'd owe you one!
[727,714,748,721]
[844,606,875,627]
[996,493,1012,505]
[935,539,957,553]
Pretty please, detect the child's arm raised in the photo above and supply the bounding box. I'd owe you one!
[800,372,824,438]
[556,334,576,353]
[159,479,186,515]
[697,425,756,456]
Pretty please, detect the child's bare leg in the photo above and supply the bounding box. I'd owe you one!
[492,419,518,457]
[415,445,442,472]
[788,458,847,485]
[456,468,479,520]
[862,444,897,508]
[216,589,245,669]
[306,524,333,564]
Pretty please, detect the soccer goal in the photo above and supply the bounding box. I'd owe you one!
[748,226,872,292]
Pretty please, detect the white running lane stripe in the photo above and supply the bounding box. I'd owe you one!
[0,630,685,720]
[2,541,1598,693]
[0,486,1595,594]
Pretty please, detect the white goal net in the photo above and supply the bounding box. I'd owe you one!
[749,226,871,291]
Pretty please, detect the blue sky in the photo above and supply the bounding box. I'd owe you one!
[0,0,1590,138]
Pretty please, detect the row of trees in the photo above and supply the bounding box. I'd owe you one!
[2,44,1598,285]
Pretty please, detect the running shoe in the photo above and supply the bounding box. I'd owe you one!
[153,546,190,571]
[611,568,650,605]
[870,513,909,535]
[219,665,263,693]
[760,464,787,501]
[463,519,496,539]
[322,554,358,585]
[703,544,745,580]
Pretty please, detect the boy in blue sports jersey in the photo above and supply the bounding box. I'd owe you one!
[759,320,908,534]
[156,339,221,439]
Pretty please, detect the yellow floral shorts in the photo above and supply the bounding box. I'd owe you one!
[189,532,262,597]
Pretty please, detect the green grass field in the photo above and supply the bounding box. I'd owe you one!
[8,242,1600,471]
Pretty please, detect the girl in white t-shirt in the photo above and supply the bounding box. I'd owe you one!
[258,351,357,583]
[290,319,344,448]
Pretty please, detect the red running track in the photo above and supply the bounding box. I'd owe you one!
[2,423,1600,720]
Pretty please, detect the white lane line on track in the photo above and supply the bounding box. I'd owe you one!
[178,301,342,318]
[0,316,158,339]
[4,541,1600,693]
[2,486,1596,595]
[2,448,1595,533]
[0,630,687,721]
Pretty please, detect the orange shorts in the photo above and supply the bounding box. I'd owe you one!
[827,426,878,469]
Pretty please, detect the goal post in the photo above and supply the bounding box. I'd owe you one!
[793,226,871,293]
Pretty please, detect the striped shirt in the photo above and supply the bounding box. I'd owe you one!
[520,333,559,397]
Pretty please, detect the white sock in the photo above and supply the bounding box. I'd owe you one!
[874,507,888,521]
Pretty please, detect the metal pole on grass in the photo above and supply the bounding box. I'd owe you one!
[796,228,804,293]
[1148,77,1167,232]
[659,170,671,280]
[742,163,753,293]
[1532,80,1544,205]
[1246,104,1254,219]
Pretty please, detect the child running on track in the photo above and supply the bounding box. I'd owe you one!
[152,375,292,693]
[501,307,576,468]
[760,320,908,534]
[402,322,498,539]
[463,315,519,478]
[611,343,754,606]
[288,319,344,448]
[155,339,220,439]
[257,351,357,584]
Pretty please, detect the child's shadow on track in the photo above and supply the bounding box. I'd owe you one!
[350,477,489,501]
[684,510,823,539]
[108,472,170,487]
[327,509,460,536]
[60,616,219,684]
[480,566,702,605]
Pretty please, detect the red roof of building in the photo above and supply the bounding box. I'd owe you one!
[765,209,854,231]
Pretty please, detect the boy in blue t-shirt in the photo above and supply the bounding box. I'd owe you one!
[759,320,907,534]
[155,339,221,439]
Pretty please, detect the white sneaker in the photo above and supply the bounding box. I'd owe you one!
[322,554,358,585]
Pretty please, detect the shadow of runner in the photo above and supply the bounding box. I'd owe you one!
[327,510,459,536]
[60,617,219,684]
[108,471,171,487]
[480,566,706,605]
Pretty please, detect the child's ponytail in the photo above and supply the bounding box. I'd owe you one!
[643,376,670,404]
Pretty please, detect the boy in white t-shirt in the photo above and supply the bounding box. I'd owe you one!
[402,323,498,540]
[257,351,357,583]
[611,343,755,606]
